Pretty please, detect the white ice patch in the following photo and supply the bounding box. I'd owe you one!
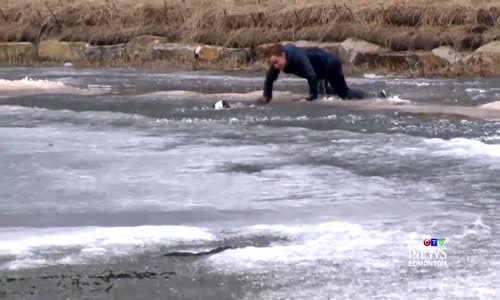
[0,77,69,91]
[87,84,113,91]
[385,95,411,104]
[208,222,392,271]
[0,77,107,97]
[480,100,500,110]
[466,88,487,93]
[220,219,498,300]
[363,73,387,79]
[424,137,500,158]
[319,96,338,101]
[386,79,442,86]
[321,95,410,105]
[0,226,215,270]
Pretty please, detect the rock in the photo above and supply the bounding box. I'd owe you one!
[287,40,341,55]
[457,52,484,75]
[368,50,462,72]
[193,45,252,64]
[373,52,414,70]
[432,46,461,64]
[125,35,167,60]
[152,43,199,62]
[476,41,500,53]
[462,41,500,73]
[255,43,277,59]
[461,53,476,65]
[318,42,341,56]
[255,40,341,60]
[217,48,252,64]
[194,45,221,61]
[84,44,126,62]
[38,41,88,62]
[0,42,37,63]
[339,38,390,66]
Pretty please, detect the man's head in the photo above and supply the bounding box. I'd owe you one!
[267,44,287,70]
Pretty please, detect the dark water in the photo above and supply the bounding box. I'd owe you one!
[0,67,499,299]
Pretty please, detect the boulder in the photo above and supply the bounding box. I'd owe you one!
[460,41,500,73]
[218,48,252,64]
[84,44,126,62]
[152,43,199,62]
[476,41,500,53]
[194,45,221,61]
[339,38,390,67]
[318,42,341,56]
[255,40,341,60]
[432,46,461,65]
[38,41,88,62]
[368,50,463,72]
[194,45,252,64]
[0,42,37,63]
[461,53,477,65]
[255,43,277,59]
[125,35,168,60]
[287,40,341,55]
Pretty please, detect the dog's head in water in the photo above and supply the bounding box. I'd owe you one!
[213,99,231,110]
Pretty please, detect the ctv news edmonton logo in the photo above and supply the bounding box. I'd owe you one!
[408,238,448,268]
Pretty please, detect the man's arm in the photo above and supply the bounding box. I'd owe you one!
[296,52,318,100]
[263,66,280,102]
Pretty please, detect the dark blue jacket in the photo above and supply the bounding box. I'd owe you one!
[263,44,338,100]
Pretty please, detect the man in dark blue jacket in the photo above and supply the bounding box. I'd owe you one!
[259,43,384,104]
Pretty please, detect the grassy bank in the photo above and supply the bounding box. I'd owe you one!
[2,0,500,51]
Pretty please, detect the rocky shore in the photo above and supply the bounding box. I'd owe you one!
[2,0,500,76]
[2,36,500,76]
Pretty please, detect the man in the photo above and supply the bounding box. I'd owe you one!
[258,43,385,104]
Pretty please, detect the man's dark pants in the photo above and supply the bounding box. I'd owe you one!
[321,56,365,100]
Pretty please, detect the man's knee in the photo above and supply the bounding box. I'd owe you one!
[327,77,349,98]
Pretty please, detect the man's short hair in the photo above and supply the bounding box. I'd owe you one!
[266,43,284,58]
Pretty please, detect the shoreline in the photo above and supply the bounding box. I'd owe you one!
[2,1,500,77]
[1,37,500,78]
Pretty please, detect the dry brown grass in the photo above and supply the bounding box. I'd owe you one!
[2,0,500,50]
